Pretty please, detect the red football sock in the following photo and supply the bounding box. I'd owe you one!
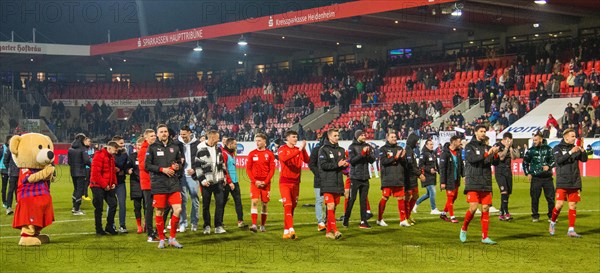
[568,209,576,228]
[136,218,142,228]
[378,198,387,221]
[170,215,179,239]
[155,215,165,240]
[327,209,337,232]
[551,207,561,222]
[481,211,489,239]
[397,199,406,221]
[261,213,267,226]
[462,210,474,231]
[284,205,292,230]
[366,197,372,211]
[251,212,258,225]
[446,198,454,217]
[344,198,348,212]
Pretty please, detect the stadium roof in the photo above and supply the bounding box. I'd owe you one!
[1,0,599,70]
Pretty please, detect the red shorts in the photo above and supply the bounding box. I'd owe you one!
[279,183,299,208]
[406,187,419,196]
[344,178,351,190]
[556,188,581,202]
[153,192,182,209]
[12,195,54,229]
[382,187,405,198]
[466,191,492,205]
[446,188,459,198]
[250,183,271,203]
[323,193,341,205]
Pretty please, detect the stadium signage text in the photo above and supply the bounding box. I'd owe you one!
[0,43,42,53]
[273,11,336,27]
[138,29,203,48]
[0,42,89,56]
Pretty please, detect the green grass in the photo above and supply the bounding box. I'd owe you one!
[1,165,599,273]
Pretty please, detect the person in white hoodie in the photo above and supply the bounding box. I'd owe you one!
[178,126,200,232]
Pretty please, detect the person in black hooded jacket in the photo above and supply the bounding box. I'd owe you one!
[460,125,500,245]
[439,136,464,223]
[549,128,587,238]
[415,139,440,215]
[128,138,144,234]
[376,131,411,227]
[318,129,348,239]
[67,133,91,215]
[343,129,376,229]
[309,133,327,231]
[404,133,423,225]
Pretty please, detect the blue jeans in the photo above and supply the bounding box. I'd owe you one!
[314,188,324,223]
[114,183,127,228]
[181,176,200,226]
[416,185,437,210]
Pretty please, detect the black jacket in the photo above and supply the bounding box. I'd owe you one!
[419,147,438,187]
[114,150,130,184]
[439,144,464,191]
[404,134,420,189]
[553,140,587,190]
[128,151,142,199]
[67,139,90,177]
[464,138,498,193]
[318,139,346,194]
[5,149,18,177]
[309,144,322,188]
[145,139,184,194]
[348,139,375,181]
[379,142,406,189]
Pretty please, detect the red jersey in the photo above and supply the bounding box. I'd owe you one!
[247,149,276,185]
[17,168,50,201]
[278,144,309,183]
[138,140,151,190]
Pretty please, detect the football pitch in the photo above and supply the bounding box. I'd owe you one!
[1,165,599,273]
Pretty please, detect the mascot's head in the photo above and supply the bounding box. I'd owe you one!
[9,133,54,169]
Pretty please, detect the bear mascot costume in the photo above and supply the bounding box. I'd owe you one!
[9,133,56,246]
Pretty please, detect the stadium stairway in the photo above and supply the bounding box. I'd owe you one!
[431,99,472,129]
[291,106,340,132]
[459,100,486,126]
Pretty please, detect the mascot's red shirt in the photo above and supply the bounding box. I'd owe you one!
[17,168,50,201]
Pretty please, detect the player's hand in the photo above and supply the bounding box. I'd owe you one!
[527,174,532,182]
[440,184,446,190]
[115,167,120,172]
[395,150,401,158]
[201,181,210,187]
[570,146,579,154]
[186,169,195,175]
[162,168,175,177]
[542,166,549,171]
[128,168,133,174]
[363,146,369,153]
[300,140,307,150]
[419,174,426,181]
[229,183,235,190]
[105,185,111,191]
[338,160,347,167]
[430,168,436,174]
[400,149,406,158]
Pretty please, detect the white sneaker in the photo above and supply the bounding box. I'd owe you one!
[167,224,171,230]
[178,224,186,233]
[203,226,211,235]
[259,226,266,232]
[412,204,418,214]
[489,206,500,213]
[215,226,227,234]
[400,220,411,227]
[430,208,442,215]
[376,220,388,227]
[191,224,198,232]
[475,208,482,215]
[72,210,85,216]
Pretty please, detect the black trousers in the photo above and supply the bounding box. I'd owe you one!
[132,197,143,220]
[1,173,8,205]
[344,179,370,224]
[91,187,117,232]
[84,169,91,197]
[71,176,86,211]
[142,190,154,236]
[223,183,244,222]
[530,176,555,219]
[6,176,18,209]
[202,183,224,228]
